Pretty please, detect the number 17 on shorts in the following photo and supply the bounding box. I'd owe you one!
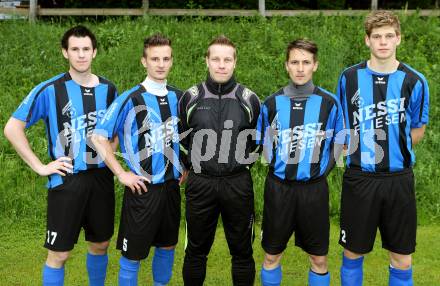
[46,230,58,246]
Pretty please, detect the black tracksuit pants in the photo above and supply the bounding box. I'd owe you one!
[182,169,255,286]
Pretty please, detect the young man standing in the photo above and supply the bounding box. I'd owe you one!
[179,35,261,286]
[338,10,429,286]
[92,34,183,286]
[4,26,118,286]
[257,39,344,286]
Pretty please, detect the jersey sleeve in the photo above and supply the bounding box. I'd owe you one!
[408,76,429,128]
[336,73,346,106]
[322,94,346,176]
[258,100,275,164]
[248,92,261,154]
[95,93,132,139]
[249,92,261,127]
[332,100,346,145]
[336,73,349,145]
[12,84,49,128]
[178,90,192,170]
[256,102,269,146]
[109,84,119,105]
[178,90,191,139]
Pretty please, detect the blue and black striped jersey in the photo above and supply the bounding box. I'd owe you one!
[257,86,344,182]
[13,72,117,188]
[95,84,182,185]
[337,61,429,172]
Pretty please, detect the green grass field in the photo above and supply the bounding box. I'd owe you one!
[1,220,439,285]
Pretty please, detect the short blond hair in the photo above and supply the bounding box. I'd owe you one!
[365,10,401,36]
[206,35,236,58]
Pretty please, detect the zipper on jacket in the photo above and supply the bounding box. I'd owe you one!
[217,92,221,176]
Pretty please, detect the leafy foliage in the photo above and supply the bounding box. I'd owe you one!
[0,14,438,225]
[56,0,439,9]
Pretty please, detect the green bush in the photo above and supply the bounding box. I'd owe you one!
[1,14,438,226]
[58,0,438,9]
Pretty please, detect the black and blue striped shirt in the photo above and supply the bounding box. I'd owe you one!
[337,61,429,172]
[95,84,182,184]
[13,72,118,188]
[257,85,344,181]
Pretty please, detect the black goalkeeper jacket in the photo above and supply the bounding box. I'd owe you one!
[179,75,260,176]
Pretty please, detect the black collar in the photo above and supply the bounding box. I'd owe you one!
[205,75,236,95]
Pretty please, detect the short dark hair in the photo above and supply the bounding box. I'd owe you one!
[286,39,318,62]
[61,25,97,50]
[143,33,172,57]
[206,35,236,58]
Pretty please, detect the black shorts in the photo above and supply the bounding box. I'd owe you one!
[117,180,181,260]
[339,168,416,255]
[261,173,329,256]
[184,169,255,259]
[45,168,115,251]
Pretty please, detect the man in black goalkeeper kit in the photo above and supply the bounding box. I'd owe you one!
[179,35,261,286]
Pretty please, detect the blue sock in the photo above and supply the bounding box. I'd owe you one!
[389,266,413,286]
[43,264,64,286]
[309,270,330,286]
[87,253,108,286]
[261,264,282,286]
[118,256,140,286]
[152,248,175,285]
[341,253,364,286]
